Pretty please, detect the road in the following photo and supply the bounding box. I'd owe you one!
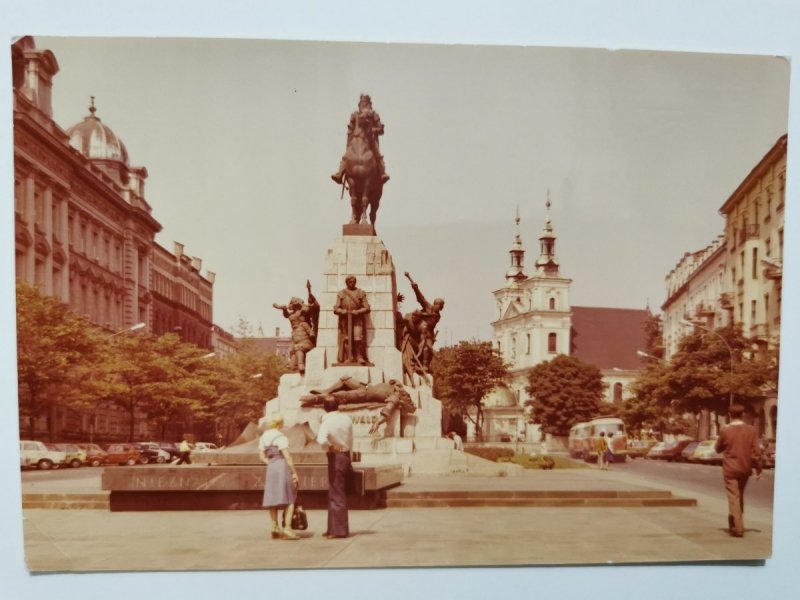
[20,458,776,513]
[606,456,775,510]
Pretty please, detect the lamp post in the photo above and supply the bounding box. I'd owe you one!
[636,350,663,362]
[108,322,146,338]
[679,319,734,409]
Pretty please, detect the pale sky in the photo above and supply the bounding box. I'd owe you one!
[3,1,800,598]
[35,37,789,342]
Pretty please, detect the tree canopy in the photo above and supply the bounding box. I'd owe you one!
[16,282,287,442]
[431,340,508,439]
[626,322,777,439]
[525,354,605,436]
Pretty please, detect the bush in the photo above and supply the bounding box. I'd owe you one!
[464,447,515,462]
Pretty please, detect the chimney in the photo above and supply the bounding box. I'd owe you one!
[174,242,184,262]
[206,271,216,284]
[275,327,280,337]
[191,256,202,271]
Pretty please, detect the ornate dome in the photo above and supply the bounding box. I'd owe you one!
[66,98,129,166]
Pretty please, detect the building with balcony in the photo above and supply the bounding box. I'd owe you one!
[661,235,728,358]
[660,134,786,440]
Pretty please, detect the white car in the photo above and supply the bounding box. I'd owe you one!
[20,440,68,470]
[193,442,219,451]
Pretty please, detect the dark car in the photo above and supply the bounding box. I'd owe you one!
[660,439,694,462]
[103,443,142,466]
[134,442,169,463]
[153,441,181,461]
[77,443,108,467]
[680,441,699,462]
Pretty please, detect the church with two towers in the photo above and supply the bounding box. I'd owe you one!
[480,199,652,446]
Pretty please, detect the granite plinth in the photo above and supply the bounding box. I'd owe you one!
[100,464,403,511]
[342,223,376,236]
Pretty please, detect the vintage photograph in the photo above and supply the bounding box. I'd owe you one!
[11,34,789,573]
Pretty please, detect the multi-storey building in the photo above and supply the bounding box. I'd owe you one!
[661,235,728,358]
[660,134,786,440]
[13,36,219,441]
[486,202,650,444]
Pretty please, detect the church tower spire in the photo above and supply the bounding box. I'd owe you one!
[535,190,560,276]
[505,206,527,286]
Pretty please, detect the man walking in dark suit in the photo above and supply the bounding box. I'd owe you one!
[715,404,763,538]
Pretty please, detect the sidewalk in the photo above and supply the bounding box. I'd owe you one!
[20,467,772,571]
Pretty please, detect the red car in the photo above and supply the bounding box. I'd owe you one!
[103,443,142,466]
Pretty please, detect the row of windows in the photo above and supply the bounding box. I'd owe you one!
[500,332,559,360]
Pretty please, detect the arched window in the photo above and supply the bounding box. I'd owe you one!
[547,332,557,353]
[613,382,623,403]
[549,297,556,310]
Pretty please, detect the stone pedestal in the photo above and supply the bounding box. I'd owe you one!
[265,230,447,470]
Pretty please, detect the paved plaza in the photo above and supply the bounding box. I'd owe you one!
[20,468,773,571]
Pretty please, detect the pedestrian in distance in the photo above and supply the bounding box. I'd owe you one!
[316,396,354,539]
[447,431,464,452]
[259,413,300,541]
[714,404,763,538]
[596,432,608,470]
[175,436,193,465]
[604,432,615,468]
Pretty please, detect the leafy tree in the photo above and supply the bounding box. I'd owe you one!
[628,323,777,440]
[431,341,508,441]
[203,339,287,442]
[667,323,775,437]
[525,354,605,436]
[16,282,104,440]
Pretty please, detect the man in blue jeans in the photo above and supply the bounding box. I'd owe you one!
[316,396,354,539]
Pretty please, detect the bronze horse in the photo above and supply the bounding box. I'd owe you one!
[340,111,384,226]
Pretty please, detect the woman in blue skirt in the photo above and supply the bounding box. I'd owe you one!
[258,414,300,540]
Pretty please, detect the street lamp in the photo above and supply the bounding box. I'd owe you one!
[636,350,666,363]
[679,319,734,408]
[108,322,146,338]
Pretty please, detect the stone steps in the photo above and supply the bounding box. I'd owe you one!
[22,493,110,510]
[385,489,697,508]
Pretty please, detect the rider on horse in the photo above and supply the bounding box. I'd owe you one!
[331,94,390,185]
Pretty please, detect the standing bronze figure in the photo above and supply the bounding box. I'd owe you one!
[333,276,371,365]
[398,272,445,378]
[272,280,320,375]
[331,94,390,226]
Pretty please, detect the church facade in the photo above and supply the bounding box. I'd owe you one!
[481,203,650,444]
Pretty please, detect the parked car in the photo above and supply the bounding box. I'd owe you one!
[680,441,700,462]
[103,443,142,466]
[690,439,723,465]
[52,443,86,468]
[77,443,108,467]
[153,441,181,461]
[20,440,67,470]
[193,442,219,452]
[645,441,669,459]
[627,439,658,459]
[659,439,694,462]
[134,442,169,463]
